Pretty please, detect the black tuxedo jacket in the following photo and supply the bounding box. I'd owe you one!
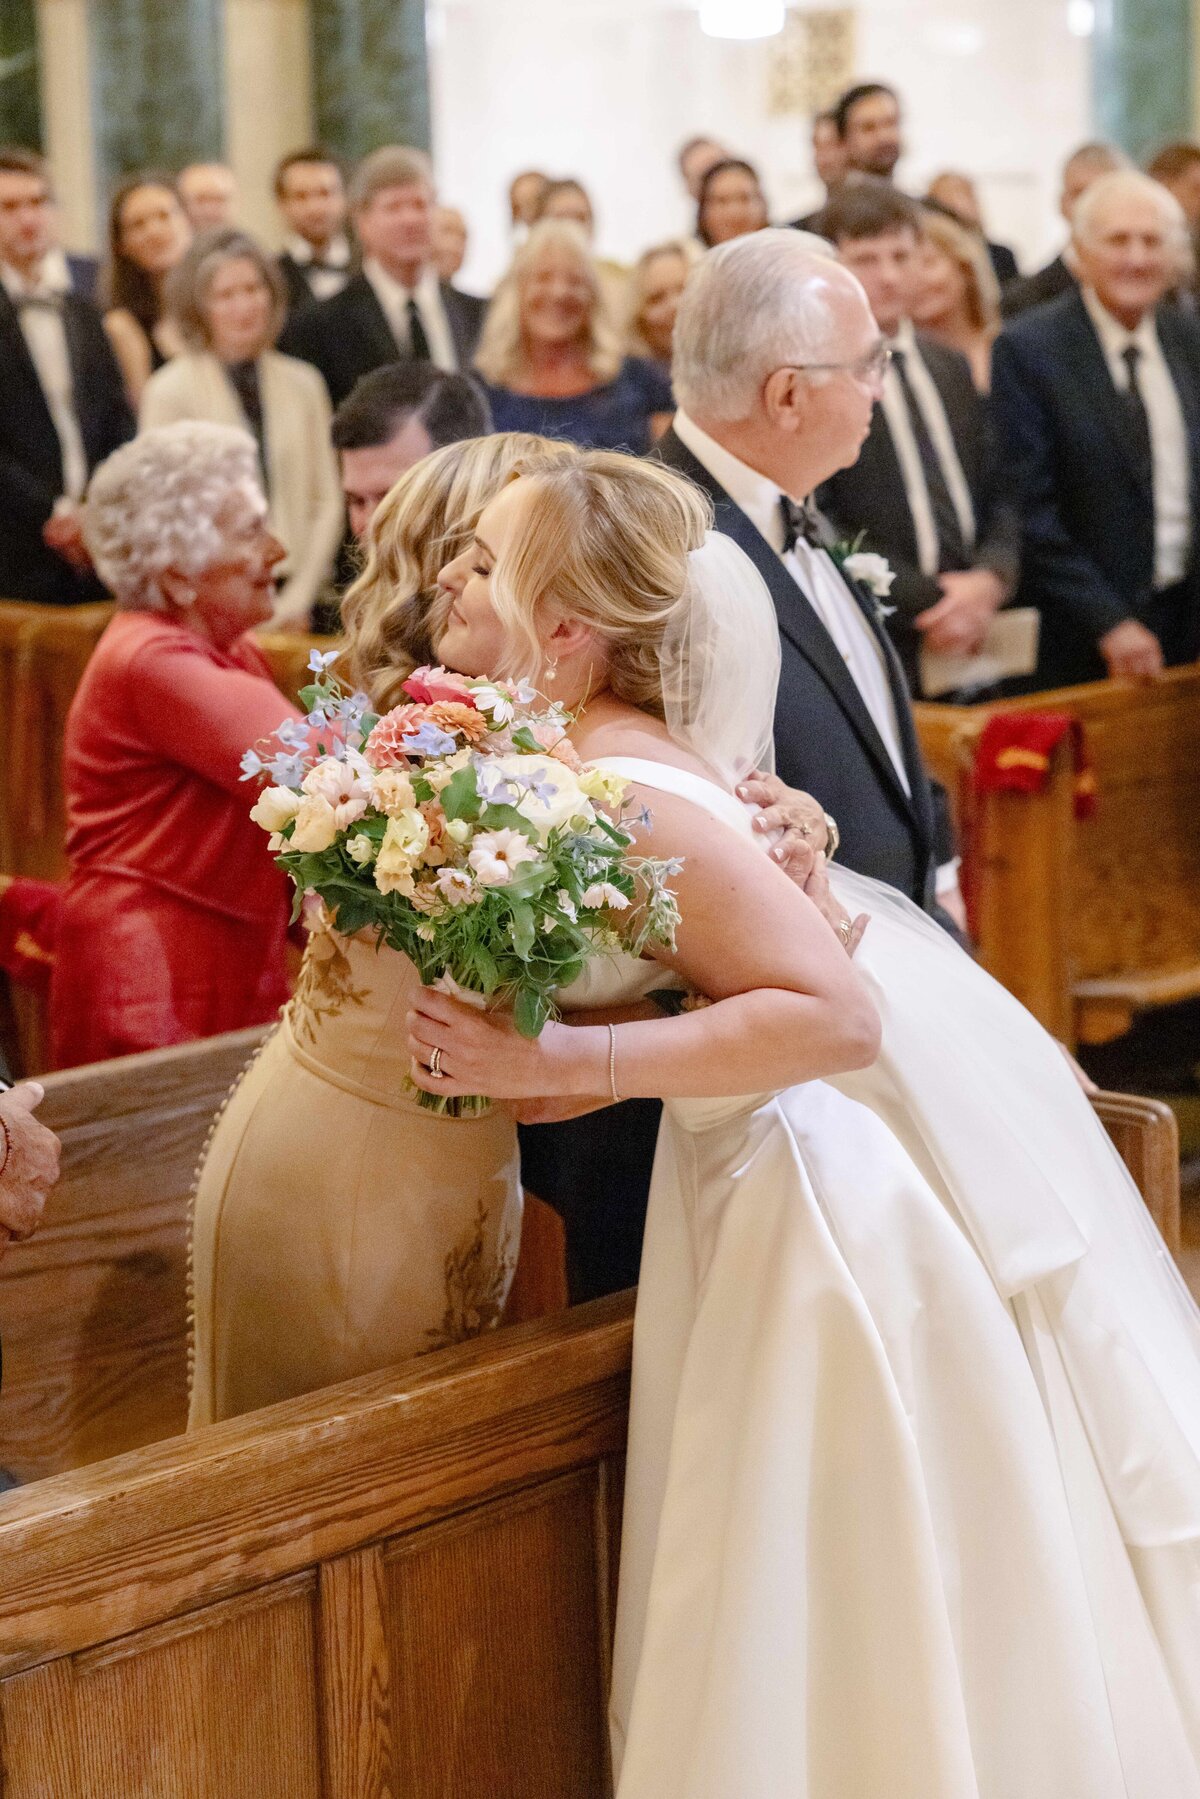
[1000,253,1076,321]
[279,271,487,406]
[656,426,942,906]
[0,287,134,605]
[818,333,1022,692]
[991,288,1200,686]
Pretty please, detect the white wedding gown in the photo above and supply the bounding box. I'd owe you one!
[593,757,1200,1799]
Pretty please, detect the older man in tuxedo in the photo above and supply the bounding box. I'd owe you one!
[282,146,486,407]
[818,182,1021,695]
[1000,141,1127,320]
[0,147,133,605]
[659,228,962,918]
[992,169,1200,686]
[521,229,965,1303]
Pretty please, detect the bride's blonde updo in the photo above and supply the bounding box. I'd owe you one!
[491,452,713,714]
[341,431,572,711]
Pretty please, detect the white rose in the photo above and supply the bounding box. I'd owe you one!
[485,754,593,838]
[249,785,301,833]
[842,551,896,598]
[346,833,377,866]
[288,794,340,853]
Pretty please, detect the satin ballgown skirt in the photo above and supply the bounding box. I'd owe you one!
[596,759,1200,1799]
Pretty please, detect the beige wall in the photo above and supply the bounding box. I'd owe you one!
[225,0,315,246]
[37,0,99,252]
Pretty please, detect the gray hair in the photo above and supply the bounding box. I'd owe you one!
[84,422,266,610]
[349,145,434,211]
[165,227,286,351]
[1073,167,1188,250]
[671,228,846,421]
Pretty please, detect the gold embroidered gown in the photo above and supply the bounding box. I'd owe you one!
[187,920,523,1425]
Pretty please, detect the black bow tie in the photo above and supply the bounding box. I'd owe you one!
[779,496,824,555]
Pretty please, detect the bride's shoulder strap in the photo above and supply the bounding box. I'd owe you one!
[591,758,750,834]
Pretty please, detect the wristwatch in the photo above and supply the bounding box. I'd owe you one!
[823,813,840,862]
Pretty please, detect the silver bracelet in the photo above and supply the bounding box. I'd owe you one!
[607,1024,620,1103]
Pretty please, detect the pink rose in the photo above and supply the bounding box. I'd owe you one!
[403,665,478,707]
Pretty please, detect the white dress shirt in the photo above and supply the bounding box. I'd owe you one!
[880,319,976,577]
[363,258,459,371]
[1082,287,1191,589]
[284,232,352,303]
[674,410,911,796]
[1,258,88,501]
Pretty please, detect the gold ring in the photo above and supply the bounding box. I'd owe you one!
[837,917,852,948]
[796,821,812,839]
[428,1046,444,1079]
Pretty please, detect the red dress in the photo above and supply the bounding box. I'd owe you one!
[49,611,302,1069]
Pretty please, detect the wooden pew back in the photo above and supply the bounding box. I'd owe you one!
[0,1028,268,1486]
[0,1295,631,1799]
[0,1019,1182,1496]
[916,665,1200,1041]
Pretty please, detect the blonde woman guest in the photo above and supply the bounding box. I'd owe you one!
[140,229,343,630]
[187,431,569,1426]
[625,241,691,377]
[475,220,672,452]
[912,208,1002,391]
[102,174,192,406]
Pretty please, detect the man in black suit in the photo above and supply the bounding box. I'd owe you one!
[519,228,966,1301]
[992,169,1200,687]
[0,147,134,606]
[281,146,487,408]
[817,182,1021,696]
[789,111,847,234]
[274,147,354,319]
[1001,141,1126,320]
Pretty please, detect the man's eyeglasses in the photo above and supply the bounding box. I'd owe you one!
[783,342,893,384]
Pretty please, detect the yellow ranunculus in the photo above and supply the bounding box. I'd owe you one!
[249,785,302,833]
[577,766,628,809]
[371,768,417,816]
[288,794,340,853]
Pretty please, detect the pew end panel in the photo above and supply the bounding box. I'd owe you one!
[915,666,1200,1045]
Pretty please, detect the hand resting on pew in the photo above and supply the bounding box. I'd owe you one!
[0,1081,61,1252]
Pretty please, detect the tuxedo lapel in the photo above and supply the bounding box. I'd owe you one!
[0,286,64,469]
[1062,293,1152,499]
[657,429,924,826]
[350,274,404,361]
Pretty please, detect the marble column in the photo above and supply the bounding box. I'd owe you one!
[1093,0,1192,157]
[309,0,430,162]
[88,0,225,191]
[0,0,42,148]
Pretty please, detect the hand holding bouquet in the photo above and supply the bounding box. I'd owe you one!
[244,652,680,1113]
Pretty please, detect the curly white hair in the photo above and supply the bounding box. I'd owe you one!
[84,421,267,609]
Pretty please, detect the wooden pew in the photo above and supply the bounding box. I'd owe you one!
[0,1295,632,1799]
[916,665,1200,1044]
[0,1025,1182,1493]
[0,1028,268,1486]
[0,1090,1184,1798]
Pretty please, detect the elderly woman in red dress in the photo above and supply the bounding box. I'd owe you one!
[49,420,302,1068]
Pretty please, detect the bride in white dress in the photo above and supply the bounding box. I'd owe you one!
[408,449,1200,1798]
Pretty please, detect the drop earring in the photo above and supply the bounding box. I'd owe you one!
[544,656,558,689]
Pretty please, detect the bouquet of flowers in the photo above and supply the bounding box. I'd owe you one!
[243,651,681,1114]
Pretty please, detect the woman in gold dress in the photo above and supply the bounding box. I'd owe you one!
[187,432,570,1425]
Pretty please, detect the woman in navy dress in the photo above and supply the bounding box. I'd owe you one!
[474,219,673,454]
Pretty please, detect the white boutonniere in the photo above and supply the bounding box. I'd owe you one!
[830,538,897,620]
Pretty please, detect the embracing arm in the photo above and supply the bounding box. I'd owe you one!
[410,787,880,1103]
